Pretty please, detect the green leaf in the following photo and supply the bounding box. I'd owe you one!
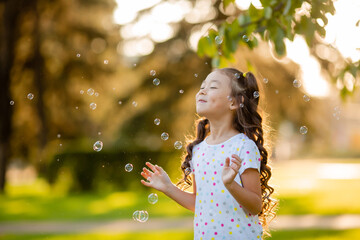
[197,35,217,58]
[283,0,291,15]
[212,57,220,68]
[264,7,272,19]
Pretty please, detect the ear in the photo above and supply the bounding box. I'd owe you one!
[229,96,244,110]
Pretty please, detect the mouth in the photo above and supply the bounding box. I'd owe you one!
[198,100,207,103]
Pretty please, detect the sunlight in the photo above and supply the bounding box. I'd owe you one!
[317,163,360,180]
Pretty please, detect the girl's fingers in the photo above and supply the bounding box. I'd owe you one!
[231,154,242,162]
[146,162,157,173]
[141,171,149,180]
[140,179,151,187]
[224,157,230,167]
[231,159,241,169]
[143,167,153,176]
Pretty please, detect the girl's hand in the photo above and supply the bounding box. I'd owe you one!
[222,154,242,186]
[141,162,172,193]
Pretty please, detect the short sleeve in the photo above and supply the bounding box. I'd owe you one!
[238,140,261,176]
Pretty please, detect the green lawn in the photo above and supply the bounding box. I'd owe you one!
[1,229,360,240]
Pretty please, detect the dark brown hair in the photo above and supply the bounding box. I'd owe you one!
[177,67,278,238]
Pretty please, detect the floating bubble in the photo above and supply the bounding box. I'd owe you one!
[194,73,198,78]
[150,70,156,76]
[227,96,232,101]
[275,90,279,94]
[133,63,137,67]
[125,163,133,172]
[148,193,158,204]
[93,141,103,152]
[90,102,97,110]
[293,79,301,88]
[253,91,259,98]
[242,35,249,42]
[98,132,101,135]
[235,73,241,79]
[333,106,341,120]
[80,90,84,94]
[174,141,182,149]
[94,92,99,97]
[27,93,34,100]
[118,101,122,105]
[154,118,160,125]
[153,78,160,86]
[215,36,223,45]
[9,101,14,105]
[59,143,62,147]
[299,126,308,135]
[87,88,95,96]
[239,103,244,108]
[104,60,109,64]
[57,134,61,138]
[76,53,81,58]
[132,101,137,107]
[263,78,269,84]
[303,94,310,102]
[132,210,149,223]
[185,167,191,175]
[179,89,184,94]
[161,132,169,141]
[75,106,79,110]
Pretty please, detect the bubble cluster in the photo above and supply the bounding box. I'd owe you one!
[161,132,169,141]
[153,78,160,86]
[93,141,103,152]
[299,126,308,135]
[154,118,160,126]
[174,141,182,149]
[148,193,158,204]
[27,93,34,100]
[215,36,223,45]
[333,106,341,120]
[125,163,133,172]
[293,79,302,88]
[132,210,149,223]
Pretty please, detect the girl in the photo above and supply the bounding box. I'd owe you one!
[141,67,278,239]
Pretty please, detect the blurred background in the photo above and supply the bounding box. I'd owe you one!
[0,0,359,239]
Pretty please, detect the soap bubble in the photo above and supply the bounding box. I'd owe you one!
[80,90,84,94]
[133,210,149,223]
[235,73,241,79]
[132,101,137,107]
[154,118,160,125]
[93,141,103,152]
[57,134,61,138]
[90,102,97,110]
[104,60,109,64]
[150,70,156,76]
[27,93,34,100]
[263,78,269,84]
[275,90,279,94]
[179,89,184,94]
[94,92,99,97]
[87,88,95,96]
[303,94,310,102]
[174,141,182,149]
[161,132,169,141]
[153,78,160,86]
[194,73,198,78]
[125,163,133,172]
[148,193,158,204]
[10,101,14,105]
[333,106,341,120]
[76,53,81,58]
[253,91,259,98]
[239,103,244,108]
[215,36,223,45]
[98,132,101,135]
[293,79,301,88]
[300,126,308,135]
[242,35,249,42]
[118,101,122,105]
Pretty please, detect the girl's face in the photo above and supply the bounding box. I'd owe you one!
[195,70,234,118]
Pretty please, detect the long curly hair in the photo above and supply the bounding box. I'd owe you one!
[176,67,278,238]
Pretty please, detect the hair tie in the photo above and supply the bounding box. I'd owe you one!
[243,72,247,77]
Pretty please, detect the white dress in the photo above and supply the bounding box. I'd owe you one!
[190,133,263,240]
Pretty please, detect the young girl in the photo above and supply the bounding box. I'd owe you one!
[141,67,278,239]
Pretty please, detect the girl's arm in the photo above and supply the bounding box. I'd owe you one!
[222,155,262,215]
[141,162,196,212]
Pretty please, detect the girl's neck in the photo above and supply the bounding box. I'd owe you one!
[206,130,241,145]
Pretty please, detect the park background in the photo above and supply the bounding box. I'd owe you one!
[0,0,360,239]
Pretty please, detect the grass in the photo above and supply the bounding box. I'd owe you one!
[1,229,360,240]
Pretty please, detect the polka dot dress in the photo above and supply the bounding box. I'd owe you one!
[189,133,263,239]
